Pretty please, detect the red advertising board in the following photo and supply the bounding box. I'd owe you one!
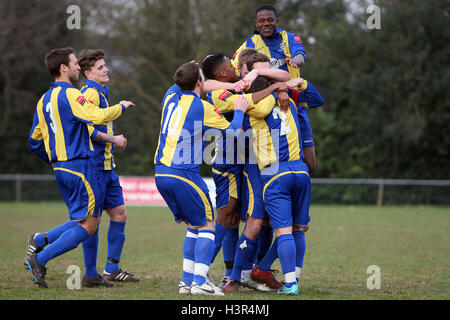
[119,176,216,207]
[119,176,166,206]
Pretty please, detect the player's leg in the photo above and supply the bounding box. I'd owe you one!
[219,218,239,288]
[212,197,239,263]
[179,227,198,294]
[291,170,311,287]
[256,216,273,265]
[155,167,223,296]
[224,164,271,292]
[210,165,242,283]
[27,220,78,255]
[251,235,283,290]
[101,171,139,282]
[25,161,98,288]
[262,170,298,295]
[191,219,216,288]
[81,222,100,279]
[274,227,297,295]
[292,227,306,283]
[78,169,113,288]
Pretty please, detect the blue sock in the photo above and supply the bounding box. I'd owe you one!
[223,227,238,277]
[256,225,273,264]
[277,234,296,288]
[259,237,278,271]
[230,234,257,282]
[82,226,99,278]
[211,222,228,264]
[182,228,197,286]
[104,220,126,273]
[293,230,306,282]
[37,225,89,266]
[35,220,78,247]
[193,229,215,286]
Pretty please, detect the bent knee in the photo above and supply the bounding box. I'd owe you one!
[107,205,127,222]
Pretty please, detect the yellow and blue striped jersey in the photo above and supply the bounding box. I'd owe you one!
[244,97,302,170]
[81,80,121,171]
[28,81,125,164]
[231,28,306,79]
[207,89,278,167]
[154,84,245,172]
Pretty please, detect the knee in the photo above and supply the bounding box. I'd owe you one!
[244,218,262,240]
[107,205,127,222]
[79,217,98,236]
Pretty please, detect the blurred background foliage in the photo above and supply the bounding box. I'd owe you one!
[1,0,448,185]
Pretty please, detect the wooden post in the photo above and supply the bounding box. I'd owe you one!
[376,178,384,207]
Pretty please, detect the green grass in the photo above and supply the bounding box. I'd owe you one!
[0,202,449,300]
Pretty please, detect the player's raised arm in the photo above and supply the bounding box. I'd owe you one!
[67,88,134,125]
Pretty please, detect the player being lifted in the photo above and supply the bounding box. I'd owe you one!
[201,52,291,290]
[154,61,249,296]
[225,74,310,296]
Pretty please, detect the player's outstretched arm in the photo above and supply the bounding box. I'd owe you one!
[93,131,128,150]
[244,68,290,83]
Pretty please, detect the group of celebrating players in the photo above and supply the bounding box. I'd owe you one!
[24,4,323,296]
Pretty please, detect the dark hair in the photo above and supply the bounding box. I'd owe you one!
[246,52,270,71]
[256,4,277,17]
[201,54,225,80]
[173,62,201,91]
[77,49,105,78]
[248,76,271,93]
[45,47,75,78]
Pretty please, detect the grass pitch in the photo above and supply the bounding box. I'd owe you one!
[0,202,448,300]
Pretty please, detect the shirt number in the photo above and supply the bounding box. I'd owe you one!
[45,102,57,134]
[162,102,183,135]
[272,107,291,136]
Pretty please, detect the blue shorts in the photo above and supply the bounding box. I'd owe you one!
[53,159,102,221]
[211,164,243,211]
[260,160,311,230]
[155,164,215,227]
[94,169,125,212]
[241,163,266,222]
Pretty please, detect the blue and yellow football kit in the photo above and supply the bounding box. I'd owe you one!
[28,81,126,221]
[245,96,311,229]
[207,89,251,212]
[207,89,277,220]
[231,27,306,79]
[154,84,245,227]
[81,80,125,212]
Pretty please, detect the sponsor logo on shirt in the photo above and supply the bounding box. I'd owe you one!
[218,91,232,101]
[76,95,87,106]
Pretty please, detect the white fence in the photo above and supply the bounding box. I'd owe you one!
[1,174,449,206]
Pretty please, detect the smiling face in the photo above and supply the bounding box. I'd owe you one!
[255,9,278,40]
[85,58,109,85]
